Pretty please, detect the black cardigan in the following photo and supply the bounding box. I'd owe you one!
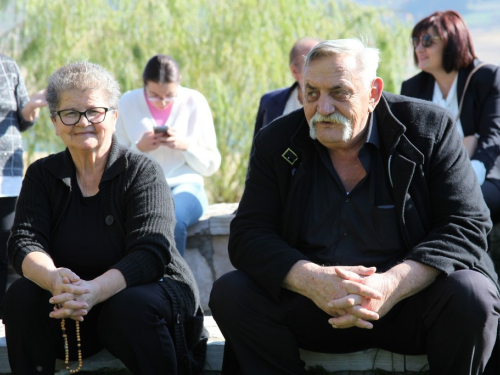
[8,136,207,374]
[401,60,500,183]
[231,92,499,300]
[8,136,200,312]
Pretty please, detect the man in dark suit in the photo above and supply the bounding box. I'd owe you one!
[249,37,321,157]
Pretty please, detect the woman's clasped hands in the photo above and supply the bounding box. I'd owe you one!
[48,268,92,321]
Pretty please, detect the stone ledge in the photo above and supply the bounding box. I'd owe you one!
[0,317,429,374]
[187,203,238,237]
[185,203,238,310]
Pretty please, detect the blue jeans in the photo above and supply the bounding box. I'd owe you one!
[171,183,208,256]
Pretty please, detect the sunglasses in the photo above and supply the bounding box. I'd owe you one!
[412,34,441,48]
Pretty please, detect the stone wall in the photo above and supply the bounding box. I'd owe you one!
[184,203,238,310]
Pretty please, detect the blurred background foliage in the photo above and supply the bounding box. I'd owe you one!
[0,0,412,203]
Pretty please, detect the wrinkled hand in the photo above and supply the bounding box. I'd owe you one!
[161,127,189,150]
[327,268,398,329]
[48,268,90,321]
[30,88,48,108]
[300,265,382,329]
[136,131,163,152]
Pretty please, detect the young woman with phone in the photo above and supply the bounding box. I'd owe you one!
[116,55,221,256]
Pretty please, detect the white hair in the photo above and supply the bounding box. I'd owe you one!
[304,38,380,88]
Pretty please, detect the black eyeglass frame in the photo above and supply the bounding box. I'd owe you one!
[412,34,441,49]
[53,107,115,126]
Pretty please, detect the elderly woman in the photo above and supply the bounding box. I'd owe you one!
[115,55,221,256]
[401,10,500,223]
[2,62,206,375]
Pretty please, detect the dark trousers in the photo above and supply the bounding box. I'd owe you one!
[3,278,178,375]
[0,196,17,319]
[210,270,500,375]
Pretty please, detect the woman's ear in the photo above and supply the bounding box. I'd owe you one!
[50,116,59,136]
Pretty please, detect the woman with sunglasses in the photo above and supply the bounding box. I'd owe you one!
[401,10,500,224]
[115,55,221,256]
[3,62,206,374]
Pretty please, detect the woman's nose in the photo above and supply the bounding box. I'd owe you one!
[75,114,92,127]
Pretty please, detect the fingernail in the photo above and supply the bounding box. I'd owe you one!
[49,313,54,318]
[331,324,338,329]
[327,302,333,307]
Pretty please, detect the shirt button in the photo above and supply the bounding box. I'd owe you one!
[345,198,349,203]
[343,231,348,236]
[105,215,114,225]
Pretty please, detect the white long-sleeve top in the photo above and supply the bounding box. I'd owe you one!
[115,86,221,187]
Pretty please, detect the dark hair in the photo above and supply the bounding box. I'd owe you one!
[142,55,181,85]
[411,10,476,73]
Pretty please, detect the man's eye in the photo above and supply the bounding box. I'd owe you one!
[305,92,318,101]
[63,111,79,118]
[332,90,351,101]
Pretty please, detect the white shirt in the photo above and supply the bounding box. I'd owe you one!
[432,76,486,184]
[283,86,302,116]
[115,86,221,187]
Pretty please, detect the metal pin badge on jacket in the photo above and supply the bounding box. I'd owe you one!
[282,148,298,165]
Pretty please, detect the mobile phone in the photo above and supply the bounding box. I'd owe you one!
[153,126,169,134]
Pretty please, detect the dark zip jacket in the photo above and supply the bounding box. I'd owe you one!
[230,92,499,301]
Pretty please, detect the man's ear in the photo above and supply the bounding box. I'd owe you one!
[290,64,300,83]
[368,77,384,112]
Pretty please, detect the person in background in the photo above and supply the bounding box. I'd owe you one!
[3,62,206,374]
[0,53,47,319]
[115,55,221,256]
[401,10,500,224]
[210,39,500,375]
[249,37,321,158]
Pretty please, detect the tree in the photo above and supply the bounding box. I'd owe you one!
[0,0,412,202]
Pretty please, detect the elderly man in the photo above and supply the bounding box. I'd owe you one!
[210,39,500,374]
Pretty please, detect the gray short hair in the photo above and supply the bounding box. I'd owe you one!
[304,38,380,88]
[47,61,121,115]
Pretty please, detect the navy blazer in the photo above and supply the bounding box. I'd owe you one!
[249,83,299,159]
[401,60,500,184]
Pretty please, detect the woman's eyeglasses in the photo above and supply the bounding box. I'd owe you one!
[147,95,176,103]
[54,107,114,126]
[412,34,441,48]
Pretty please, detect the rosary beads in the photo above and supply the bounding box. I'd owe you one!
[61,318,83,373]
